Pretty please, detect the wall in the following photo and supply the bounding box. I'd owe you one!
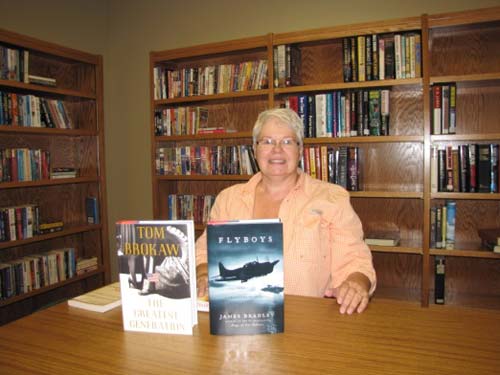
[2,0,500,279]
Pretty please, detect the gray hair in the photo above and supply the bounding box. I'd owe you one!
[252,108,304,146]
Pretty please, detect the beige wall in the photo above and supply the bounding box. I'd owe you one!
[1,0,500,278]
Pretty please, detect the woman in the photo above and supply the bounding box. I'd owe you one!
[196,108,376,314]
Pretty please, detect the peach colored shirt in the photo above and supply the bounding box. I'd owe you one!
[195,171,376,297]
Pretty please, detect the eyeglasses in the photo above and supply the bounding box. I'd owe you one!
[256,137,299,149]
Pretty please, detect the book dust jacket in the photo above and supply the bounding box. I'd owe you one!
[207,219,284,335]
[117,220,197,335]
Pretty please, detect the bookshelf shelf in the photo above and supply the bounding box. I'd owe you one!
[0,126,97,136]
[431,193,500,200]
[274,78,422,95]
[0,267,105,308]
[370,245,422,255]
[156,175,251,182]
[150,7,500,310]
[156,131,252,142]
[430,249,500,259]
[0,176,100,190]
[305,135,424,145]
[0,224,102,250]
[351,191,423,199]
[154,89,270,105]
[0,28,109,324]
[430,72,500,85]
[431,133,500,142]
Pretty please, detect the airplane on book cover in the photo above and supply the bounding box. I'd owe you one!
[217,259,279,282]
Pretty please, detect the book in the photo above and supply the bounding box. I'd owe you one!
[445,200,456,250]
[28,74,56,87]
[207,219,284,335]
[477,227,500,251]
[434,256,445,304]
[116,220,197,335]
[86,197,100,224]
[67,282,121,313]
[365,230,401,247]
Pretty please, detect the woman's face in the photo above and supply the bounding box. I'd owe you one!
[254,117,301,178]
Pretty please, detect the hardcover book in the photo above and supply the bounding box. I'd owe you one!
[116,220,197,335]
[207,219,284,335]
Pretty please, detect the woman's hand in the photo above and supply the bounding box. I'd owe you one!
[325,272,371,314]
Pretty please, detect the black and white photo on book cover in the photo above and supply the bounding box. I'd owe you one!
[116,220,197,335]
[207,219,284,335]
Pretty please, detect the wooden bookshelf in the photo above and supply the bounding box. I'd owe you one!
[0,28,109,324]
[149,7,500,309]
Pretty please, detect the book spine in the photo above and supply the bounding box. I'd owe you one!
[434,256,445,304]
[445,200,456,250]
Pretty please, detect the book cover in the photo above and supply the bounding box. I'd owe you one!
[67,282,121,313]
[207,219,284,336]
[116,220,197,335]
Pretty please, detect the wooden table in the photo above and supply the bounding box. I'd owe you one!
[0,295,499,374]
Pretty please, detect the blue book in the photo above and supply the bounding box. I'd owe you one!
[445,200,456,250]
[326,92,333,137]
[207,219,284,335]
[86,197,100,224]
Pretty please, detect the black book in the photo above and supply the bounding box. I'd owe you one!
[365,35,372,81]
[458,144,470,192]
[336,146,348,188]
[350,37,357,82]
[435,206,443,248]
[343,38,352,82]
[298,95,309,138]
[347,147,359,191]
[307,95,316,138]
[383,34,395,80]
[434,256,445,304]
[430,206,437,248]
[477,144,491,192]
[437,148,446,192]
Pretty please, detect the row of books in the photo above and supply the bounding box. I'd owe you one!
[154,60,269,100]
[300,145,360,191]
[431,144,499,193]
[166,194,215,225]
[0,47,57,86]
[430,200,456,249]
[0,204,39,242]
[0,91,73,128]
[273,44,301,88]
[432,84,457,135]
[0,148,51,182]
[343,32,422,82]
[156,145,259,176]
[0,45,28,82]
[154,106,209,136]
[0,247,76,300]
[285,89,390,138]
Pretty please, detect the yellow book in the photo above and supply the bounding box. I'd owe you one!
[67,282,121,313]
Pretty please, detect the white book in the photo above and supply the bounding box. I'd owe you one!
[117,220,197,335]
